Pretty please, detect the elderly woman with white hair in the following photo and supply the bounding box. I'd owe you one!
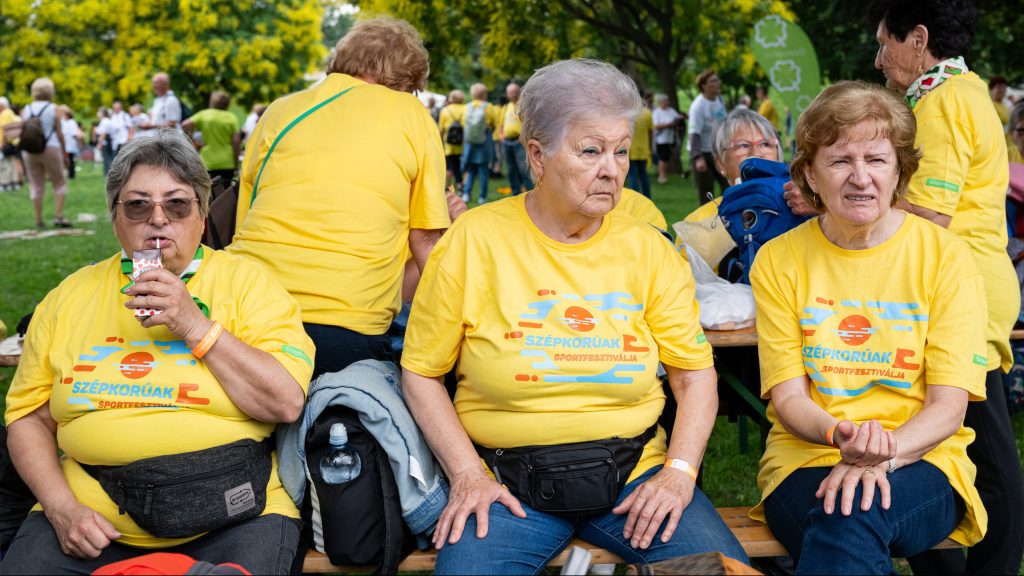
[401,59,747,574]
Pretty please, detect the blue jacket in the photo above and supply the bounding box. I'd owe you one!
[277,360,449,538]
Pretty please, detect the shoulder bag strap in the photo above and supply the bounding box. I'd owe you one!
[249,85,357,208]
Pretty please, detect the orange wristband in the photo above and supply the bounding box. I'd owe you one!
[666,458,699,481]
[826,424,838,448]
[191,321,223,359]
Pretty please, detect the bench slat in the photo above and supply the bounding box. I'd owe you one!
[301,505,961,572]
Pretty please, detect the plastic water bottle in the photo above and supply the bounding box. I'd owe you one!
[320,423,362,484]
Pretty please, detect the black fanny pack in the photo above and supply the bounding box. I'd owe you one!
[81,438,272,538]
[474,423,658,515]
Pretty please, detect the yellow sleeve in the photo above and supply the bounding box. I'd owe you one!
[923,244,988,400]
[228,260,315,394]
[750,243,807,396]
[645,240,714,370]
[409,109,451,231]
[907,110,971,216]
[6,291,58,425]
[401,233,465,377]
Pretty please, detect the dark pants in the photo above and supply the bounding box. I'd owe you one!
[908,368,1024,575]
[692,152,728,205]
[208,169,235,186]
[65,153,76,179]
[2,512,300,575]
[627,159,651,198]
[303,322,394,380]
[0,426,35,554]
[765,463,963,575]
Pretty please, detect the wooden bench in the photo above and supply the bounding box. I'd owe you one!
[301,506,961,572]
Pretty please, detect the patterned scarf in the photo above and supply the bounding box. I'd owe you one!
[120,246,210,317]
[905,56,968,109]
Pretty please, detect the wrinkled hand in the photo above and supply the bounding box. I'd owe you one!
[783,180,820,216]
[815,461,890,516]
[46,500,120,558]
[432,467,526,549]
[612,467,694,549]
[446,191,468,221]
[124,268,209,342]
[835,419,896,468]
[694,156,708,173]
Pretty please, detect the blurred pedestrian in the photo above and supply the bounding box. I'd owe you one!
[21,77,69,228]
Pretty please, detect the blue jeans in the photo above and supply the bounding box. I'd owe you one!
[463,161,489,202]
[627,160,651,198]
[435,466,747,575]
[504,140,533,195]
[764,462,963,575]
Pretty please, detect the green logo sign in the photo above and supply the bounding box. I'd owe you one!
[750,15,822,121]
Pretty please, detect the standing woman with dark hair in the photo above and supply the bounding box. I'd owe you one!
[869,1,1024,573]
[687,71,729,205]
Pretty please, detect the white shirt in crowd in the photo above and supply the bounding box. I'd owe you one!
[652,106,681,146]
[61,118,82,156]
[108,110,131,150]
[687,94,726,155]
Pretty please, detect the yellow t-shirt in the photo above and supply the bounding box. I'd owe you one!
[439,103,466,157]
[500,102,523,141]
[616,187,667,231]
[757,99,780,133]
[630,108,653,161]
[908,72,1018,371]
[6,250,315,548]
[749,216,988,546]
[1009,144,1023,165]
[402,194,713,483]
[229,73,450,335]
[994,101,1010,128]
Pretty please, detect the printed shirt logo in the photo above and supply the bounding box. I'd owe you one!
[508,289,650,385]
[800,297,928,397]
[62,335,211,412]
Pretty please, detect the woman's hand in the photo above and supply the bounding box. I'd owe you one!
[432,466,526,550]
[613,467,695,549]
[783,181,821,216]
[125,268,209,345]
[45,500,121,559]
[694,156,708,173]
[835,419,896,467]
[815,461,891,516]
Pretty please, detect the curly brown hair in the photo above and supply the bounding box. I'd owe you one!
[326,17,429,94]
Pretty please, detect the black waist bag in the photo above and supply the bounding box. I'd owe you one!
[82,438,271,538]
[475,423,658,515]
[303,406,413,573]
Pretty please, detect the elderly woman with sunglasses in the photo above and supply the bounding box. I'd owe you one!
[3,129,314,574]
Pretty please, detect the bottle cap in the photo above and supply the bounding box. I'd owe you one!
[329,423,348,445]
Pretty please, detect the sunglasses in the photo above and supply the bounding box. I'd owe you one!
[116,197,198,221]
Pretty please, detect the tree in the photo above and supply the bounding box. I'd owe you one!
[359,0,794,111]
[0,0,327,114]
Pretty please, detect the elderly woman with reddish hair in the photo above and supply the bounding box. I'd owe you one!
[228,17,450,378]
[750,80,989,574]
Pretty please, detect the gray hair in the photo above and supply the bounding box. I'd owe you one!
[518,59,643,173]
[0,97,8,108]
[712,108,783,161]
[1011,102,1024,131]
[106,129,212,218]
[30,77,55,101]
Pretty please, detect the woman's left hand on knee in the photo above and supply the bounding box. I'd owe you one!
[613,469,694,549]
[815,461,891,516]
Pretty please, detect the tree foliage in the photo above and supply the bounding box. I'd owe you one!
[0,0,327,113]
[359,0,793,110]
[787,0,1024,86]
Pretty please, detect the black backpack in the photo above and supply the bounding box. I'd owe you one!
[444,111,464,146]
[19,103,52,154]
[302,406,413,573]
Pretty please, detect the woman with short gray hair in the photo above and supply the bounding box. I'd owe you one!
[105,128,212,218]
[401,58,747,574]
[712,108,783,184]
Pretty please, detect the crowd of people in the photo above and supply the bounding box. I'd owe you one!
[1,0,1023,574]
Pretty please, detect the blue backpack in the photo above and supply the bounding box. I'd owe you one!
[718,158,810,284]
